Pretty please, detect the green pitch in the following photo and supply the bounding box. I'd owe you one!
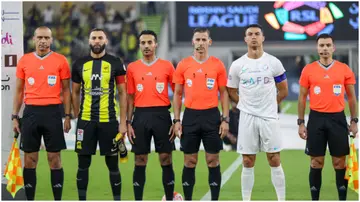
[33,150,358,200]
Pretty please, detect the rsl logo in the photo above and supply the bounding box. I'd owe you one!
[265,1,344,40]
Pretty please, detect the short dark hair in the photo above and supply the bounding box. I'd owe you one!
[193,28,211,38]
[245,24,264,36]
[138,30,157,42]
[89,28,108,38]
[316,33,334,43]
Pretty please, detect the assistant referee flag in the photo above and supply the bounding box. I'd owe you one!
[4,136,24,198]
[345,137,358,193]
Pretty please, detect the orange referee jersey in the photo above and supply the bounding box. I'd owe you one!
[127,58,175,107]
[173,56,227,110]
[16,51,71,105]
[299,60,356,113]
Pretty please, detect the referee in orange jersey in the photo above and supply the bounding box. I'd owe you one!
[126,30,176,200]
[298,34,358,200]
[11,26,71,200]
[173,28,229,200]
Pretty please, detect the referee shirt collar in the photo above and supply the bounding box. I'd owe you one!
[192,56,210,64]
[141,57,159,66]
[33,51,53,60]
[317,60,335,70]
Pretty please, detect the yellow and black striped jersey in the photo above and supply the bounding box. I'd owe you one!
[71,53,126,122]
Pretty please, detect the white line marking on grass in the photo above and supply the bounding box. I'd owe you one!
[200,155,243,200]
[281,102,292,113]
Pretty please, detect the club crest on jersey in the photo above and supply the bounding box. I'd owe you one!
[333,84,342,96]
[103,65,109,73]
[156,82,165,93]
[47,75,57,86]
[206,78,215,90]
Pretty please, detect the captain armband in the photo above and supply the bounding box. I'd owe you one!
[116,75,126,84]
[274,73,287,83]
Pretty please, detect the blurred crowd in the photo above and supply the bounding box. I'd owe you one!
[24,2,149,65]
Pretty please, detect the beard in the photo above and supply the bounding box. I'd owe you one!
[90,44,106,54]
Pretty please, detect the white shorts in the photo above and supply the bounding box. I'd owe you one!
[237,111,282,154]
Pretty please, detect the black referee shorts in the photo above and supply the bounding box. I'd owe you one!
[181,107,223,154]
[20,104,66,153]
[131,106,175,155]
[305,110,349,157]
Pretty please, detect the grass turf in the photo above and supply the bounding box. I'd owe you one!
[32,150,358,200]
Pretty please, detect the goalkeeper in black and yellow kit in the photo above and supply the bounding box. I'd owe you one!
[71,28,127,200]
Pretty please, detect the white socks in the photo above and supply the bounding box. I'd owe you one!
[241,166,254,201]
[271,165,286,201]
[241,165,286,201]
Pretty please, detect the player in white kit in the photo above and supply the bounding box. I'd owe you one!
[227,24,288,201]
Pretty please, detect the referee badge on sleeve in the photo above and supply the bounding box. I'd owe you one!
[156,82,165,93]
[333,84,342,96]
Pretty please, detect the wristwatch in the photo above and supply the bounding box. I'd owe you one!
[221,116,230,123]
[126,120,132,125]
[297,119,305,125]
[65,114,72,119]
[11,114,19,121]
[350,118,358,124]
[173,119,181,124]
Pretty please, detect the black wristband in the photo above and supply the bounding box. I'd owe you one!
[11,114,19,121]
[65,114,72,119]
[297,119,305,125]
[126,120,132,125]
[173,119,181,124]
[221,116,229,123]
[351,118,358,124]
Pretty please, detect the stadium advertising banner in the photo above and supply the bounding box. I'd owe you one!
[1,1,24,184]
[175,1,358,42]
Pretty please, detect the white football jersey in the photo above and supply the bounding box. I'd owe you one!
[227,52,286,119]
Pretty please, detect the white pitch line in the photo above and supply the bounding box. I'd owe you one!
[281,102,292,113]
[200,155,243,200]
